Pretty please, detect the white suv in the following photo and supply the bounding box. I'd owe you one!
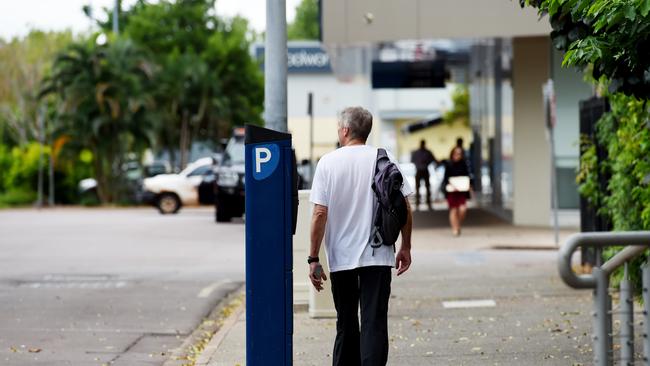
[143,157,218,214]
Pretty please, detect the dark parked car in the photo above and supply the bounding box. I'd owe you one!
[213,128,309,222]
[215,129,246,222]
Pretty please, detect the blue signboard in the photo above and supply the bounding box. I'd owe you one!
[255,45,332,74]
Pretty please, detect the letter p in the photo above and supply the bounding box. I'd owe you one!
[255,147,272,173]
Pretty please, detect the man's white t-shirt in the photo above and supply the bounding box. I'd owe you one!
[309,145,413,272]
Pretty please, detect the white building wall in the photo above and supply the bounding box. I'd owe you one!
[287,74,368,161]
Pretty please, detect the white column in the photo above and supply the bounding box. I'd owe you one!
[512,36,551,226]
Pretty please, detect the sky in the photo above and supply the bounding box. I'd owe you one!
[0,0,301,40]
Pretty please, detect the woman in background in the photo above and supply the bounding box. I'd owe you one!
[442,146,472,236]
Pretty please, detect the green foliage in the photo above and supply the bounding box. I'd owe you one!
[523,0,650,99]
[523,0,650,293]
[0,189,37,207]
[0,30,73,145]
[443,85,469,127]
[0,142,47,206]
[288,0,320,40]
[579,94,650,231]
[577,94,650,290]
[0,1,264,206]
[576,137,603,208]
[119,0,263,168]
[3,142,49,191]
[42,37,156,203]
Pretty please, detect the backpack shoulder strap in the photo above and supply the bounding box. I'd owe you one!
[375,148,390,172]
[377,148,388,160]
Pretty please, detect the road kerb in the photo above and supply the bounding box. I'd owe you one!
[162,285,245,366]
[194,294,245,366]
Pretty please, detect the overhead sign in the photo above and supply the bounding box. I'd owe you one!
[255,45,332,74]
[372,60,447,89]
[252,144,280,180]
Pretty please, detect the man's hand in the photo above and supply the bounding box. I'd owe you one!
[309,262,328,291]
[395,248,411,276]
[396,199,412,276]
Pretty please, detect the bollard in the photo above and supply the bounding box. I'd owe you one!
[292,190,312,305]
[620,263,634,365]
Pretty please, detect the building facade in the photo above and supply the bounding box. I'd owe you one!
[320,0,591,227]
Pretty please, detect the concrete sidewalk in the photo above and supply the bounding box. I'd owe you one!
[199,210,600,365]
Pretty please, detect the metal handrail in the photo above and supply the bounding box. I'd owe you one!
[558,232,650,288]
[557,231,650,366]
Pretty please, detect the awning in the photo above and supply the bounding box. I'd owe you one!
[401,116,443,134]
[321,0,551,45]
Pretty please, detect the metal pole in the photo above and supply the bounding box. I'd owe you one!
[264,0,287,132]
[543,80,559,246]
[308,92,314,185]
[593,267,611,366]
[606,279,613,364]
[550,129,559,246]
[47,116,55,206]
[112,0,119,34]
[643,264,650,365]
[492,38,503,208]
[620,263,634,365]
[36,107,44,208]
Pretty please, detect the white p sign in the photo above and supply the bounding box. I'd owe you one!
[255,147,272,173]
[252,144,280,181]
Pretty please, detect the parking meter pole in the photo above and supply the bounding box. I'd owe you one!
[245,125,296,366]
[264,0,287,133]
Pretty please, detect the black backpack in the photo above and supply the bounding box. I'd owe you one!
[370,148,408,250]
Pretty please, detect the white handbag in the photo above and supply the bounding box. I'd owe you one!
[446,176,470,192]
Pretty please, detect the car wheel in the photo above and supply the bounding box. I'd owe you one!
[157,193,181,214]
[216,206,232,222]
[215,195,232,222]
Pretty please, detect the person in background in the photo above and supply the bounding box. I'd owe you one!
[442,146,472,236]
[410,139,437,210]
[456,137,466,155]
[456,137,475,190]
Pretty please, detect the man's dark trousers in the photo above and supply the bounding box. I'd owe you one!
[330,266,392,366]
[415,169,431,206]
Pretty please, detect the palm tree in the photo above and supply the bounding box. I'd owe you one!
[41,36,155,203]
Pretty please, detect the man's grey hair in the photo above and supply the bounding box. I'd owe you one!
[338,106,373,142]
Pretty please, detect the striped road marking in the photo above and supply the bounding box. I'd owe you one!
[20,281,128,289]
[442,299,496,309]
[197,279,232,298]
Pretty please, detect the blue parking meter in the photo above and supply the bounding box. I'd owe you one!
[245,125,298,366]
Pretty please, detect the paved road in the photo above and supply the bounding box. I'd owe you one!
[0,207,244,366]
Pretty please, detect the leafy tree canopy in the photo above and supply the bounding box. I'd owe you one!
[288,0,319,40]
[0,30,73,145]
[42,37,156,202]
[82,0,264,168]
[117,0,263,167]
[443,85,469,127]
[522,0,650,99]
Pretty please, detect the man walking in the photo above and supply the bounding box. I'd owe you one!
[308,106,413,366]
[411,139,437,209]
